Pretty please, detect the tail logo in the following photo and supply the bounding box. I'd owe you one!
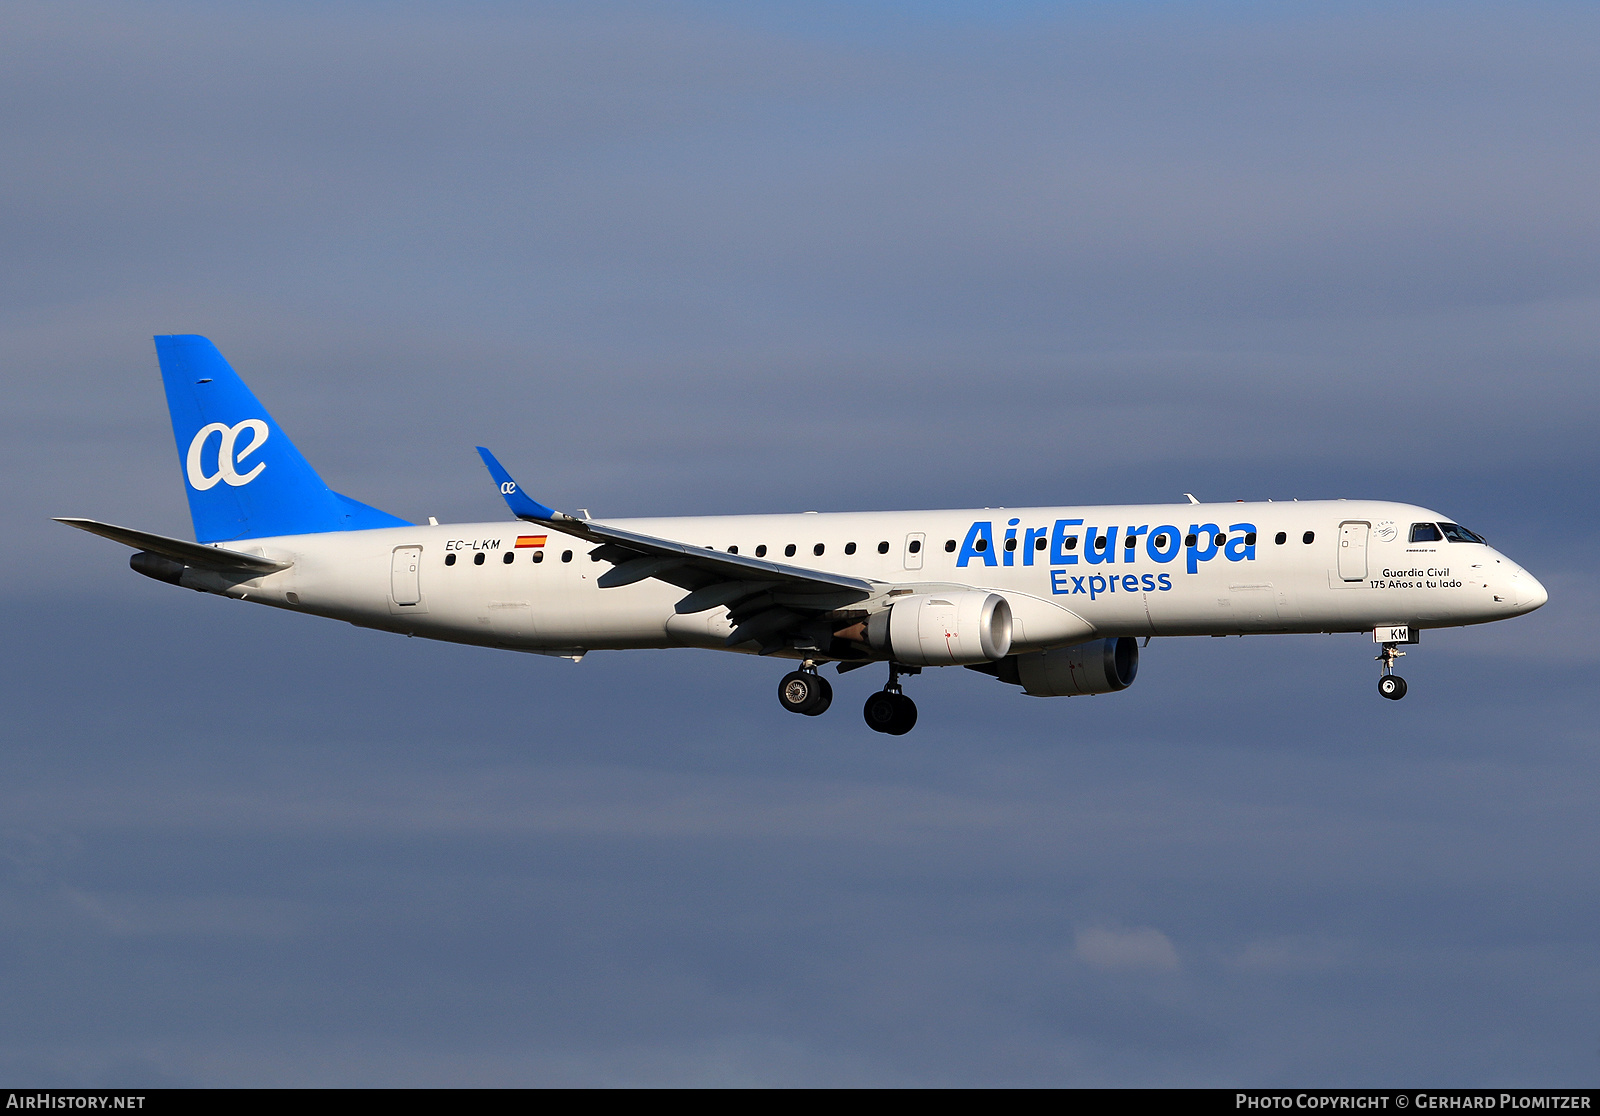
[186,419,269,490]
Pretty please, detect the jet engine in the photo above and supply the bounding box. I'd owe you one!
[130,550,185,585]
[861,592,1012,666]
[973,637,1139,696]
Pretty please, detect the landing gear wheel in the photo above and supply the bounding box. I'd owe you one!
[778,670,833,716]
[863,691,917,735]
[1375,641,1409,700]
[863,691,897,732]
[1378,674,1407,701]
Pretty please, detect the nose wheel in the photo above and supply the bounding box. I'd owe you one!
[1378,674,1407,700]
[1376,642,1407,701]
[778,663,833,716]
[863,664,919,735]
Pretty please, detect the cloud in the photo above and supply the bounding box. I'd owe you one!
[1227,937,1343,975]
[55,886,305,939]
[1074,927,1180,973]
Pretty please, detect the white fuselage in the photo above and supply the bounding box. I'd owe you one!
[183,499,1545,661]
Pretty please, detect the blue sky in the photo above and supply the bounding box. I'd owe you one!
[1,0,1596,1085]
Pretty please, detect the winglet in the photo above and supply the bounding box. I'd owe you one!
[476,447,566,523]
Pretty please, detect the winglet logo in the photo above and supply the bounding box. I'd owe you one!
[501,482,517,495]
[186,419,269,490]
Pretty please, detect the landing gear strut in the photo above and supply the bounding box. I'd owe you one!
[1376,643,1408,701]
[863,664,918,735]
[778,662,833,716]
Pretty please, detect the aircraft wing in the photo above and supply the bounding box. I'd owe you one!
[477,448,877,653]
[55,517,293,575]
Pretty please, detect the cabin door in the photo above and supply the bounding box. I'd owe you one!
[1337,522,1369,582]
[391,546,423,605]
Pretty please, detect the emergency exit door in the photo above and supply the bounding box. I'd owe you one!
[1337,522,1369,582]
[903,532,926,570]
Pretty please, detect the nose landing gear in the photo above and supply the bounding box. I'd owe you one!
[777,662,833,716]
[1376,642,1408,700]
[863,664,918,735]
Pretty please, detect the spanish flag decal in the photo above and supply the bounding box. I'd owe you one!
[515,535,548,548]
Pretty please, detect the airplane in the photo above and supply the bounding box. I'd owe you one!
[59,335,1548,735]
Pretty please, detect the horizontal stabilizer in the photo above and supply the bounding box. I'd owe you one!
[54,518,291,575]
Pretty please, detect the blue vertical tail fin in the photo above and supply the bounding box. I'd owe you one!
[155,335,410,542]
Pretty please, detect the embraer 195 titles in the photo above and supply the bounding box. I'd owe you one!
[60,336,1549,735]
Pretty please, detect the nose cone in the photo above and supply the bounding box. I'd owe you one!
[1496,555,1548,615]
[1517,570,1548,612]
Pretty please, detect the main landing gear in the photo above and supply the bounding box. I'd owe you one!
[777,661,921,729]
[1376,642,1408,701]
[776,661,918,734]
[777,663,833,716]
[863,664,918,736]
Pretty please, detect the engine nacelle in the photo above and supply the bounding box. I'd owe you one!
[864,592,1012,666]
[130,550,185,585]
[1013,637,1139,696]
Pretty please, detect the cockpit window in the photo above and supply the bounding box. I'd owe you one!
[1409,523,1442,543]
[1438,522,1486,544]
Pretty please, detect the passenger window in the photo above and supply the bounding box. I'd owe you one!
[1094,536,1107,550]
[1004,538,1017,551]
[502,552,514,564]
[877,541,890,554]
[1064,536,1077,550]
[1215,533,1226,546]
[1274,532,1286,545]
[445,553,457,566]
[974,538,988,552]
[813,543,825,556]
[1152,534,1167,547]
[533,551,544,564]
[945,539,957,552]
[473,552,485,565]
[728,545,738,554]
[1124,536,1136,549]
[1245,532,1256,545]
[561,550,573,563]
[908,539,922,554]
[1302,531,1315,544]
[1035,537,1046,551]
[784,544,796,557]
[845,542,856,555]
[1184,533,1197,547]
[1409,523,1442,543]
[1439,522,1486,544]
[755,545,767,557]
